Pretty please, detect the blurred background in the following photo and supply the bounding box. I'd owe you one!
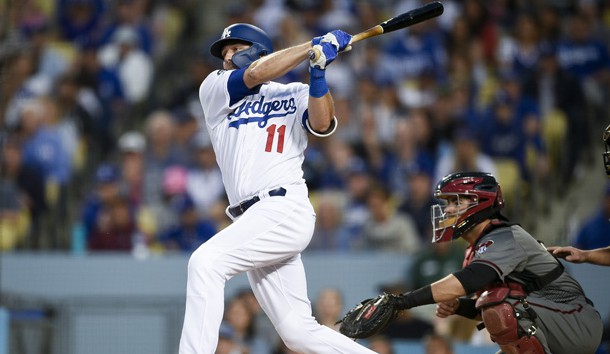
[0,0,609,353]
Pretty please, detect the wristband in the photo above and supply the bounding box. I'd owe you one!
[396,285,434,310]
[455,298,479,319]
[309,67,328,98]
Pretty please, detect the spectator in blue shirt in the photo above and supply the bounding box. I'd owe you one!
[159,193,216,253]
[479,71,549,182]
[572,184,610,251]
[57,0,105,43]
[97,0,154,55]
[19,100,72,185]
[81,163,123,238]
[378,17,447,85]
[74,40,125,155]
[556,14,610,81]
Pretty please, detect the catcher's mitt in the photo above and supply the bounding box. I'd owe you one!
[338,293,401,339]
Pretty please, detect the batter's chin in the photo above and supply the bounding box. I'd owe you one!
[224,60,238,70]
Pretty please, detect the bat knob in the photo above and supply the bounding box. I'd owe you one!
[308,49,317,61]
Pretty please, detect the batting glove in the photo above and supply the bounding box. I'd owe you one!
[323,30,353,52]
[313,30,352,52]
[309,42,338,70]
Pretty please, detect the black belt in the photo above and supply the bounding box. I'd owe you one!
[228,187,287,218]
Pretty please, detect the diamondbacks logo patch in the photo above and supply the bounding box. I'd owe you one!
[475,240,494,255]
[362,304,377,320]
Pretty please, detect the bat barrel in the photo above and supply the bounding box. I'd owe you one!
[380,1,444,33]
[308,1,444,61]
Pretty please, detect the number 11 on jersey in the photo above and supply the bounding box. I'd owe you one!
[265,124,286,153]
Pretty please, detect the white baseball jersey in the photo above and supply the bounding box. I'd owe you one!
[199,68,329,205]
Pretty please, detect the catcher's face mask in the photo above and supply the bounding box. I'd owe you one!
[431,194,479,243]
[603,125,610,178]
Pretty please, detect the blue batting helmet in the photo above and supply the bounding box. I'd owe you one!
[209,23,273,68]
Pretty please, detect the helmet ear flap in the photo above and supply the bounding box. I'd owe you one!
[231,43,269,69]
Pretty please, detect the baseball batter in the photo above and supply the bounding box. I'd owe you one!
[178,23,377,354]
[349,172,603,353]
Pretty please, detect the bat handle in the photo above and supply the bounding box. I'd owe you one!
[308,47,320,62]
[308,38,354,63]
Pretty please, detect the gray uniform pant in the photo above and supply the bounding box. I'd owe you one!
[512,296,603,354]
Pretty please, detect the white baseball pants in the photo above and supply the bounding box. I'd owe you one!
[178,184,376,354]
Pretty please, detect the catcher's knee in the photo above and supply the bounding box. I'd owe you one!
[476,288,545,354]
[479,302,545,354]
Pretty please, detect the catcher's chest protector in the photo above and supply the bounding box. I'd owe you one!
[475,286,546,354]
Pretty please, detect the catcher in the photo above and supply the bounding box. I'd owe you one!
[340,172,603,354]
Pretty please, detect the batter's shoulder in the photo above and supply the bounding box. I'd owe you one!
[282,80,309,92]
[200,70,230,93]
[206,69,231,80]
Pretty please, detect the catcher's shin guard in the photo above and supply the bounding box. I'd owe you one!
[476,288,546,354]
[497,336,546,354]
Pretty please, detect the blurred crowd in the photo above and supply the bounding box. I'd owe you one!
[1,0,610,257]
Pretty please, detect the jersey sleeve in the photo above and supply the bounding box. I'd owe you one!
[470,229,527,282]
[303,111,338,137]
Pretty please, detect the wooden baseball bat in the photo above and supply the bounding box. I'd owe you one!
[309,1,444,61]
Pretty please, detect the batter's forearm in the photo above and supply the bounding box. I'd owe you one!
[307,94,335,132]
[245,42,311,86]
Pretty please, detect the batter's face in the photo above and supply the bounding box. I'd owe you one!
[221,41,252,70]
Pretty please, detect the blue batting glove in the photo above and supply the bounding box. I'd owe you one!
[322,30,352,52]
[312,35,324,46]
[309,42,338,70]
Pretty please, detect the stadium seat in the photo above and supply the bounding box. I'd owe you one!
[493,158,523,212]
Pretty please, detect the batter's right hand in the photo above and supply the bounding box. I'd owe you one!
[436,299,459,318]
[321,30,352,52]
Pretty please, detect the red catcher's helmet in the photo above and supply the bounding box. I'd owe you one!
[431,172,504,243]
